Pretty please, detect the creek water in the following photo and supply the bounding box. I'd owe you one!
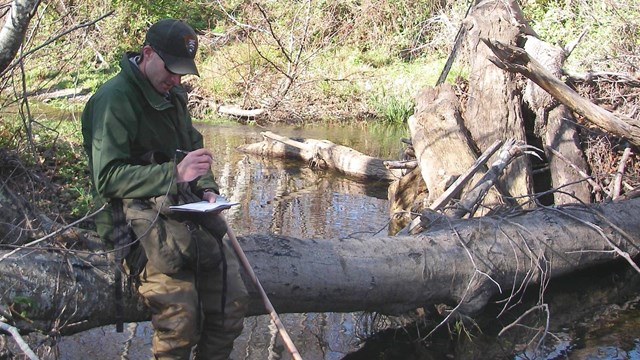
[53,122,640,360]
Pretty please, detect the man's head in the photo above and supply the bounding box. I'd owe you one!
[145,19,199,76]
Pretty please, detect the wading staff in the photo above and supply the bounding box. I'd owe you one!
[220,216,303,360]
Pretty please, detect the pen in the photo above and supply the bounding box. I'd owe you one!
[176,149,213,159]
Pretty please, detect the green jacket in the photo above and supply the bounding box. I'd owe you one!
[82,53,219,240]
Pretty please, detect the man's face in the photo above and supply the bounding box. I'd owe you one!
[141,45,182,94]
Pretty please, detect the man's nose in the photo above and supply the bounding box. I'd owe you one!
[169,73,182,85]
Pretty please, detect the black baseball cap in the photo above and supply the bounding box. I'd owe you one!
[145,19,199,76]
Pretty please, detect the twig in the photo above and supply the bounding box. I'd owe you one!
[0,321,39,360]
[547,206,640,274]
[214,0,266,34]
[498,303,549,337]
[420,271,479,341]
[564,28,588,57]
[120,322,138,360]
[612,146,632,200]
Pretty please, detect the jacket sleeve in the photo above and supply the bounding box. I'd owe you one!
[84,90,178,199]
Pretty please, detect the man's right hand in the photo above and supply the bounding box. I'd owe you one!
[176,148,213,183]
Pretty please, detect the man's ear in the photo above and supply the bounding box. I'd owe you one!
[141,45,154,58]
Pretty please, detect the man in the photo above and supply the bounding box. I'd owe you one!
[81,19,248,360]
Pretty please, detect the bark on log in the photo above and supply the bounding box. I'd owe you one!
[1,199,639,335]
[409,84,501,209]
[484,38,640,147]
[387,167,427,235]
[237,131,402,181]
[463,0,533,205]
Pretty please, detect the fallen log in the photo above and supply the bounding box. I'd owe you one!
[484,38,640,147]
[383,160,417,170]
[1,198,638,335]
[238,131,402,181]
[218,105,265,119]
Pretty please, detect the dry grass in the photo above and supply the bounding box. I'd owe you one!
[572,76,640,199]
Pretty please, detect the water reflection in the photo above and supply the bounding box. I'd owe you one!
[200,124,398,359]
[200,124,394,240]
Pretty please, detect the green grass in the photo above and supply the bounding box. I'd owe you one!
[522,0,640,72]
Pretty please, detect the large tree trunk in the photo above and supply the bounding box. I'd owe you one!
[409,84,477,204]
[408,84,503,211]
[464,0,533,205]
[523,36,592,205]
[1,198,638,335]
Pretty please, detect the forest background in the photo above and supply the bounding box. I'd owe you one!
[1,0,639,240]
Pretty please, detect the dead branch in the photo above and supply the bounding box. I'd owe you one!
[564,70,640,87]
[612,146,633,201]
[218,105,265,119]
[483,38,640,147]
[0,321,38,360]
[240,131,401,181]
[432,139,504,213]
[383,160,418,170]
[445,139,524,220]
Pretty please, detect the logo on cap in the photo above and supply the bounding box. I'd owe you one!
[185,36,197,57]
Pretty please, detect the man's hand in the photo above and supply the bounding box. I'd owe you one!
[176,148,213,183]
[202,190,224,214]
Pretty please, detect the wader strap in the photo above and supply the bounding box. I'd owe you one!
[218,235,228,323]
[111,198,130,333]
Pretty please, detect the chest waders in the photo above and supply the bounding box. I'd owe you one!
[110,186,229,333]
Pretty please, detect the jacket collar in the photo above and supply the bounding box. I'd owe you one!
[120,52,174,111]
